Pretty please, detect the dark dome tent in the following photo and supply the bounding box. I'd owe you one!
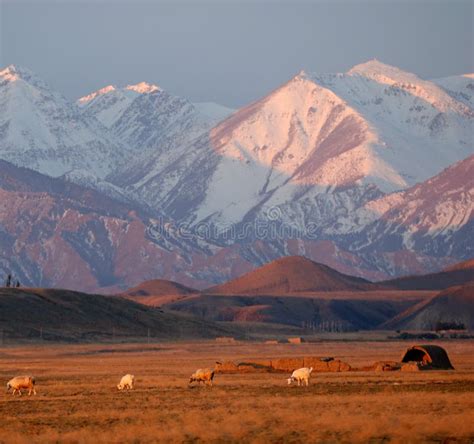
[401,345,454,370]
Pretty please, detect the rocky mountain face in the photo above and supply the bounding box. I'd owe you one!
[353,155,474,260]
[0,159,382,290]
[0,61,472,291]
[0,159,218,291]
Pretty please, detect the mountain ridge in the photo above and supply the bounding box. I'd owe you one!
[0,61,472,291]
[0,65,128,178]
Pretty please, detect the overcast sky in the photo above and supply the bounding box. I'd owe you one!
[1,0,472,107]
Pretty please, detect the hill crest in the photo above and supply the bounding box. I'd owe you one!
[206,256,376,295]
[382,257,474,290]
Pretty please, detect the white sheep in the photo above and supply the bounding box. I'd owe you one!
[189,368,215,386]
[6,376,36,396]
[117,374,135,390]
[287,367,313,386]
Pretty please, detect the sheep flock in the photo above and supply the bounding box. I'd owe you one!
[4,366,314,397]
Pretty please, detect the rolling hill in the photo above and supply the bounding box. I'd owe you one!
[382,258,474,290]
[382,283,474,330]
[0,287,237,342]
[159,256,434,330]
[119,279,198,306]
[165,292,430,330]
[206,256,377,295]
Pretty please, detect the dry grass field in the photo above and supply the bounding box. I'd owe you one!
[1,340,474,443]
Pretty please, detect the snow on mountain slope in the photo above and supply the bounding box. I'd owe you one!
[78,83,234,160]
[0,157,467,292]
[116,60,472,234]
[0,65,127,178]
[61,169,139,205]
[355,154,474,258]
[309,60,472,187]
[113,73,383,226]
[111,90,216,154]
[77,82,161,127]
[0,61,472,290]
[433,73,474,109]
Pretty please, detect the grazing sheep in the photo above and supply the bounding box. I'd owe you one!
[117,374,135,390]
[6,376,36,396]
[189,368,215,386]
[287,367,313,386]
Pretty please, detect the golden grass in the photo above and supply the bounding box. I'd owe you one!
[1,340,474,443]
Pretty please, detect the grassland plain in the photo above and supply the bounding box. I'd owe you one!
[1,340,473,443]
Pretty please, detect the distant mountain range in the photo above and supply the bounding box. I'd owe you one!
[0,61,472,291]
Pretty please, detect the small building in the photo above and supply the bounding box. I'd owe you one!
[287,337,305,344]
[400,345,454,370]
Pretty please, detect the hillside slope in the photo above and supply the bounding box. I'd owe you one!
[207,256,376,295]
[0,159,217,291]
[0,287,236,341]
[165,292,428,330]
[353,155,474,261]
[119,279,198,306]
[382,258,474,290]
[382,284,474,330]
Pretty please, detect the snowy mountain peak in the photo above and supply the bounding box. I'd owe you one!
[0,64,34,82]
[347,59,472,113]
[125,81,160,94]
[294,69,309,80]
[78,85,117,105]
[77,82,159,108]
[0,65,21,82]
[348,59,419,84]
[0,65,127,178]
[0,64,49,91]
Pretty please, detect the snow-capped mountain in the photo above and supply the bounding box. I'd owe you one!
[0,61,472,291]
[77,82,161,127]
[0,65,127,178]
[78,82,234,165]
[355,154,473,260]
[113,60,472,235]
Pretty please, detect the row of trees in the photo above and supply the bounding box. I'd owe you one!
[4,273,21,288]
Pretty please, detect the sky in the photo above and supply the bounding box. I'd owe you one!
[1,0,472,108]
